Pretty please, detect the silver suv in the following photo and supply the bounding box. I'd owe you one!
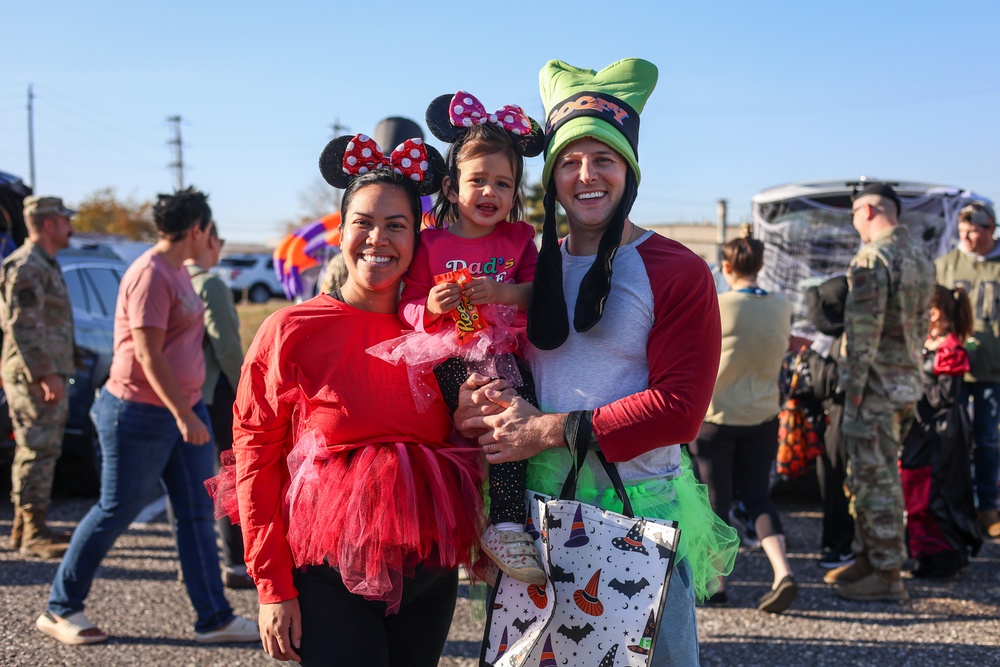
[211,253,284,303]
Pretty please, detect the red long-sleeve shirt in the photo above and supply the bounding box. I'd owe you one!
[232,296,453,603]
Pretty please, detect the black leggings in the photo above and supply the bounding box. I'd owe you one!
[434,357,537,525]
[208,376,244,568]
[689,418,784,540]
[293,563,458,667]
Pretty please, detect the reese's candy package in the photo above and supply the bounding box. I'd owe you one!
[434,268,485,345]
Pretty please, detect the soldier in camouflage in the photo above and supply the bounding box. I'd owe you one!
[1,196,77,559]
[823,183,935,601]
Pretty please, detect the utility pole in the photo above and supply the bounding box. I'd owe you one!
[330,118,349,210]
[27,84,36,192]
[167,115,185,192]
[716,199,728,265]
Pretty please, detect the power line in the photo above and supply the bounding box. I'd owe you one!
[39,93,162,149]
[40,87,163,132]
[33,108,160,170]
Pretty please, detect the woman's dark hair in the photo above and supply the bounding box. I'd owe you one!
[721,223,765,276]
[931,284,974,340]
[339,169,423,237]
[431,123,525,228]
[153,187,212,242]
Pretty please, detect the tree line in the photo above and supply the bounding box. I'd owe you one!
[70,180,566,243]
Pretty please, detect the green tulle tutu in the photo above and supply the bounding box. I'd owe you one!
[525,446,738,602]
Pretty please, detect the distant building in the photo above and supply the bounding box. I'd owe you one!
[646,223,744,264]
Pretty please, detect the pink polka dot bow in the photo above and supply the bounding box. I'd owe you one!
[448,91,533,136]
[341,134,430,183]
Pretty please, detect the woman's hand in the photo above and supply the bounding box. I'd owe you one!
[259,600,302,662]
[176,410,211,446]
[426,282,462,315]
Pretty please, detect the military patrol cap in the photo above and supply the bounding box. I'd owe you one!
[958,202,996,228]
[23,196,76,219]
[852,183,901,216]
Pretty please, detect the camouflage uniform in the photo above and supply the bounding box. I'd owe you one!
[840,225,935,571]
[0,240,76,512]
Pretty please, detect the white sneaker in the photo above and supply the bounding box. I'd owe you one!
[480,526,546,586]
[194,615,259,644]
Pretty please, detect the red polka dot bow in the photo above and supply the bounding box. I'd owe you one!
[341,134,430,183]
[448,91,533,136]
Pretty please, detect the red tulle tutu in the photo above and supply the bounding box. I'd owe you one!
[367,303,526,411]
[207,429,486,614]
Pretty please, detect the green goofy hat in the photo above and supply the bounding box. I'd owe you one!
[528,58,658,350]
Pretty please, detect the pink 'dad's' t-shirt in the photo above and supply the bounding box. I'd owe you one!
[105,248,206,408]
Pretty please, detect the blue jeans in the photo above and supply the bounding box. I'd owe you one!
[650,558,698,666]
[47,389,234,633]
[962,382,1000,511]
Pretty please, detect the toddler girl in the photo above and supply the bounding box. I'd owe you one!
[370,91,545,585]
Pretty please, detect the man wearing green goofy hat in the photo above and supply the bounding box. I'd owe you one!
[458,58,739,664]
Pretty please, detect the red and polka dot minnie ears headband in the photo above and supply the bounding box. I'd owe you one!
[319,133,446,196]
[425,91,544,158]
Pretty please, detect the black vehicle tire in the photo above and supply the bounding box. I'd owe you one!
[248,283,271,304]
[231,289,243,304]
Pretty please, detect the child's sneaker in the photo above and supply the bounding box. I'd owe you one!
[480,525,546,585]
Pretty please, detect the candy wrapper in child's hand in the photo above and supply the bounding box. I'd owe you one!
[434,268,486,345]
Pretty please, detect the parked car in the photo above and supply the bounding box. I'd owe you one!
[0,244,127,497]
[211,253,284,303]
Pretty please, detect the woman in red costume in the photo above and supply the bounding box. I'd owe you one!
[208,133,484,666]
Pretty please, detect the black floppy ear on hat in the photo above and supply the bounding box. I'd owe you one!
[527,182,568,350]
[318,135,355,189]
[573,170,638,333]
[418,144,446,197]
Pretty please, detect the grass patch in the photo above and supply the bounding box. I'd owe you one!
[236,299,292,355]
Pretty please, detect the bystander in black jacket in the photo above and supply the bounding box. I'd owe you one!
[805,276,856,563]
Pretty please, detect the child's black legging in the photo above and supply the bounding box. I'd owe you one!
[434,357,537,525]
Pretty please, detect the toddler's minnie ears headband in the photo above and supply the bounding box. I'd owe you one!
[425,91,544,158]
[319,133,446,197]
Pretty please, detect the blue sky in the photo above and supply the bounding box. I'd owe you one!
[2,1,998,245]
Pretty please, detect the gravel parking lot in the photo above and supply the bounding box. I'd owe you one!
[1,484,997,666]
